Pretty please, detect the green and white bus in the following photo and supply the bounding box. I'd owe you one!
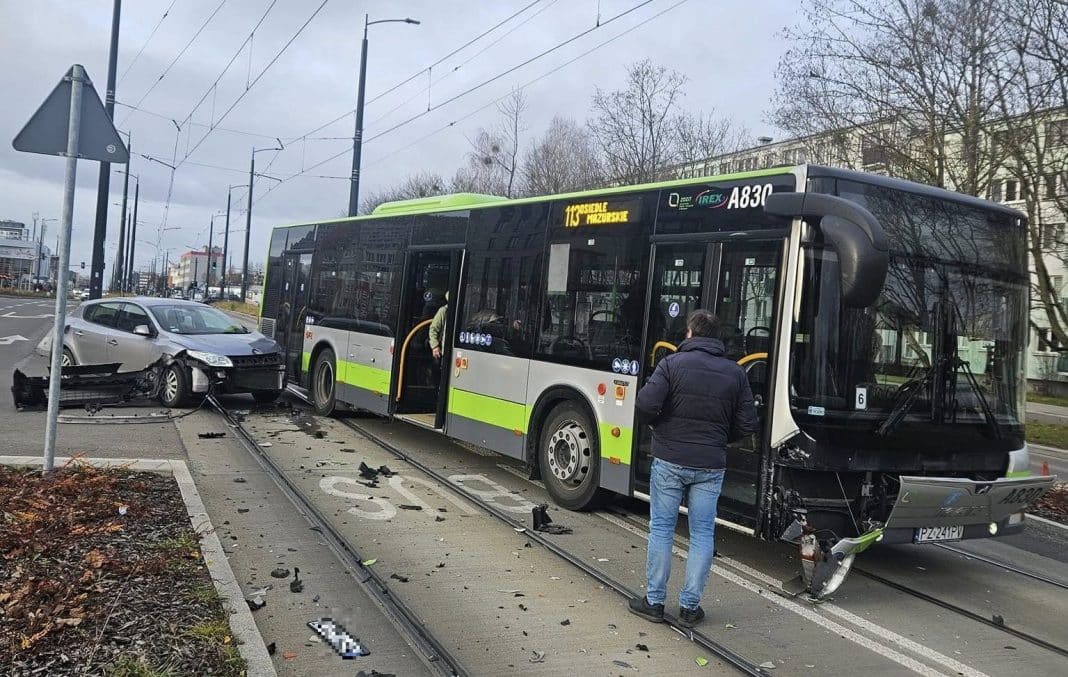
[261,165,1052,597]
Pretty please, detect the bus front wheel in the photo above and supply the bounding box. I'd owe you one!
[311,348,337,416]
[539,401,606,511]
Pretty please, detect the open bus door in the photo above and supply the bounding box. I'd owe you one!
[392,248,463,428]
[637,239,782,531]
[277,251,313,382]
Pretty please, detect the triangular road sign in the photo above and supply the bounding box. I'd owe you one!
[12,65,128,163]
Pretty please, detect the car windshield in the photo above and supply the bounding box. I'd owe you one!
[150,305,249,335]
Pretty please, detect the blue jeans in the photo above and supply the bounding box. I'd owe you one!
[645,457,725,610]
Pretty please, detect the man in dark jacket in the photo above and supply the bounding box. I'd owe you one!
[628,309,757,628]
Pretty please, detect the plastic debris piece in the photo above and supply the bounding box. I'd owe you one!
[532,504,573,534]
[805,665,816,669]
[314,430,325,439]
[519,604,528,611]
[378,464,394,477]
[759,661,777,669]
[695,657,709,667]
[283,650,297,660]
[313,594,320,603]
[357,672,397,677]
[359,462,378,479]
[514,527,526,533]
[290,567,303,593]
[266,642,276,655]
[992,614,1005,626]
[341,448,356,453]
[436,562,446,568]
[560,619,571,626]
[363,559,377,566]
[597,558,610,562]
[399,504,423,511]
[498,589,522,593]
[549,576,561,580]
[725,623,736,629]
[391,574,410,583]
[117,505,127,516]
[435,515,446,522]
[233,477,247,483]
[198,431,226,439]
[636,643,649,652]
[308,618,370,658]
[261,442,272,447]
[270,568,290,579]
[613,660,636,669]
[529,650,546,663]
[246,597,265,611]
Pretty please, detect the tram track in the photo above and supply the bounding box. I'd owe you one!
[206,395,467,677]
[931,542,1068,591]
[272,389,770,676]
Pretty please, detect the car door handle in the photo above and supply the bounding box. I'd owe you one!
[74,330,85,336]
[107,338,118,345]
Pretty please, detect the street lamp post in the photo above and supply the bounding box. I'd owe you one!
[206,211,225,293]
[225,183,248,299]
[125,179,139,292]
[113,164,135,292]
[242,142,283,302]
[348,14,420,217]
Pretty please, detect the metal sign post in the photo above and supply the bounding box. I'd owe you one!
[12,64,128,471]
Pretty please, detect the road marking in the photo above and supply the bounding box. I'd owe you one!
[0,311,53,319]
[601,512,989,677]
[0,334,29,346]
[598,513,970,677]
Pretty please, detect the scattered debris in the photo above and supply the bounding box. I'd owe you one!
[695,657,709,667]
[359,462,379,480]
[532,504,573,534]
[308,618,370,658]
[233,477,247,483]
[246,597,266,611]
[290,567,303,593]
[283,650,298,660]
[390,574,410,583]
[992,614,1005,626]
[399,504,423,511]
[266,641,276,655]
[435,515,446,522]
[237,508,250,513]
[117,505,128,516]
[560,619,571,626]
[270,568,291,579]
[613,660,636,670]
[529,650,546,663]
[636,643,649,652]
[378,465,395,477]
[363,559,377,566]
[597,558,610,562]
[313,594,320,603]
[725,623,736,629]
[341,448,356,453]
[261,442,273,447]
[313,430,326,439]
[436,562,446,568]
[759,661,777,669]
[519,604,528,611]
[198,431,226,439]
[356,671,397,677]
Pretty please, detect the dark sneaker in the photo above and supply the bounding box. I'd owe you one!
[628,596,664,623]
[678,605,705,628]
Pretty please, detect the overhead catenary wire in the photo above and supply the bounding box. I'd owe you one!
[118,0,180,86]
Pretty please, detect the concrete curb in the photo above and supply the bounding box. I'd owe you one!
[0,455,277,677]
[1029,442,1068,457]
[1025,512,1068,536]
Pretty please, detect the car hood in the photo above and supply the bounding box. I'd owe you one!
[166,331,281,357]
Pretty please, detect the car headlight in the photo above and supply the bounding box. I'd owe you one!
[186,350,233,368]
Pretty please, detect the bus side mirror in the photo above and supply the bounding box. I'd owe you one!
[764,192,889,307]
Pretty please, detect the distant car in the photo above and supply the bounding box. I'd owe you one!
[62,297,281,407]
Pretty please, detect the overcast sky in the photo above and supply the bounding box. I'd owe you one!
[0,0,799,282]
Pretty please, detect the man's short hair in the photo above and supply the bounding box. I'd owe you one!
[687,309,719,338]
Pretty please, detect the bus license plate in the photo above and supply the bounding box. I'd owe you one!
[915,525,964,543]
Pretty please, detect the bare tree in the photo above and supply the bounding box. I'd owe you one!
[672,110,750,171]
[772,0,1008,196]
[454,89,527,197]
[521,116,604,195]
[359,170,447,215]
[588,59,687,184]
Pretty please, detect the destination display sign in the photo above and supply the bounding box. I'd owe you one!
[563,197,643,228]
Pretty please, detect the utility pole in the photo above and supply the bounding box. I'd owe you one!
[125,179,139,291]
[112,133,131,292]
[88,0,122,300]
[242,142,282,301]
[206,216,214,291]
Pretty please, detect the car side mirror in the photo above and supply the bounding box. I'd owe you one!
[133,324,153,337]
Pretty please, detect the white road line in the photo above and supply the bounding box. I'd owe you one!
[603,512,989,677]
[598,513,964,677]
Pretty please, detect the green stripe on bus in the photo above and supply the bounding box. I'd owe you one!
[302,352,392,395]
[599,421,633,466]
[448,388,528,433]
[1006,470,1031,478]
[302,351,311,373]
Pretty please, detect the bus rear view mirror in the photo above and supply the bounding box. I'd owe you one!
[764,192,889,307]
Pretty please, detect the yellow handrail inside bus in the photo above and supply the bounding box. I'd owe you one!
[395,319,433,402]
[649,341,678,366]
[737,352,768,366]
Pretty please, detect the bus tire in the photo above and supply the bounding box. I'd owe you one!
[539,400,606,511]
[311,348,337,416]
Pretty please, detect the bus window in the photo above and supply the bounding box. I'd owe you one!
[536,235,645,370]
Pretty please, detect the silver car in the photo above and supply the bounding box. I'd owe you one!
[62,297,284,407]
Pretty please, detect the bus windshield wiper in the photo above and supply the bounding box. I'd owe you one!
[873,365,935,437]
[949,355,1002,439]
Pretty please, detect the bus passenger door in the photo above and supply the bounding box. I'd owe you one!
[393,249,462,428]
[714,241,781,529]
[278,252,313,382]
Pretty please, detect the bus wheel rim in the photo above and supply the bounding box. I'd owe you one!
[316,361,334,404]
[546,420,591,485]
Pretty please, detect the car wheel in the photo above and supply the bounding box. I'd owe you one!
[252,390,281,404]
[311,348,337,416]
[61,347,76,368]
[539,400,607,511]
[159,363,190,408]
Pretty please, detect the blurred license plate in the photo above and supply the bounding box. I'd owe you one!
[915,525,964,543]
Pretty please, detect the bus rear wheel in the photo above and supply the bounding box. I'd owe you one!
[311,348,337,416]
[540,401,606,511]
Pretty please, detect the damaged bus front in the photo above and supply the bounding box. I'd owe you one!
[765,173,1055,598]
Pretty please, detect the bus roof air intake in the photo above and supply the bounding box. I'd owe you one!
[764,192,889,307]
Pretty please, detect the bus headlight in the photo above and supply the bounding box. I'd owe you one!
[988,522,998,535]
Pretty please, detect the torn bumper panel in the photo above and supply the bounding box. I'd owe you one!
[879,475,1056,544]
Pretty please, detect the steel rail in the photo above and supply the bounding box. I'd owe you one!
[317,406,768,676]
[932,543,1068,591]
[206,395,467,677]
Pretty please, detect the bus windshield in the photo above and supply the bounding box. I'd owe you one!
[790,181,1028,445]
